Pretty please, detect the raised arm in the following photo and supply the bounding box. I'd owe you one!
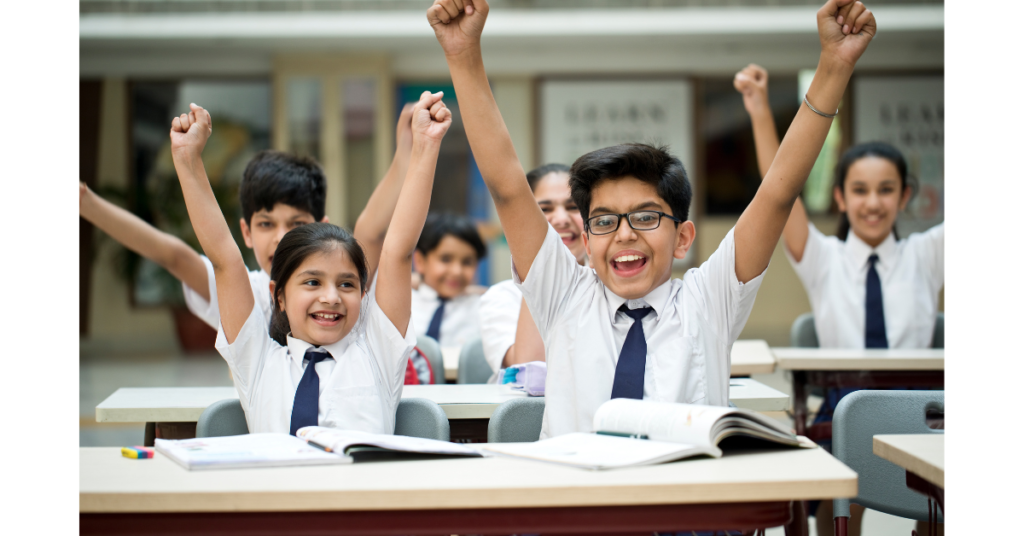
[80,182,211,300]
[353,103,415,281]
[375,92,452,335]
[427,0,549,280]
[733,64,811,261]
[169,104,253,342]
[733,0,875,282]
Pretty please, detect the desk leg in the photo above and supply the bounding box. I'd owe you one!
[906,471,944,515]
[784,500,808,536]
[154,422,197,442]
[143,422,156,447]
[792,371,808,437]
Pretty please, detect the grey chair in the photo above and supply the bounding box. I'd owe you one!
[394,397,450,441]
[195,398,450,441]
[196,398,249,438]
[415,335,445,384]
[790,311,944,349]
[790,312,819,348]
[832,390,944,532]
[458,338,493,384]
[487,397,545,443]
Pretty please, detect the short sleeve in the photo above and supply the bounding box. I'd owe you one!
[214,303,275,412]
[361,278,417,401]
[909,222,944,294]
[478,282,523,374]
[513,224,585,338]
[692,227,767,344]
[182,255,219,329]
[785,222,828,293]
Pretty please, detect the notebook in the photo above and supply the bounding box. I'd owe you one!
[480,399,813,470]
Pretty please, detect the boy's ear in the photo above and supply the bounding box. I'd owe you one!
[833,187,847,213]
[673,221,696,260]
[240,218,254,249]
[582,231,592,258]
[321,215,329,223]
[412,250,425,274]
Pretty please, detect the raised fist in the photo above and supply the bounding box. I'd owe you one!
[396,102,415,150]
[817,0,876,70]
[411,91,452,144]
[77,180,87,214]
[170,103,213,162]
[427,0,489,58]
[733,64,770,116]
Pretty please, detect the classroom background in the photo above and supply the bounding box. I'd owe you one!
[79,0,943,466]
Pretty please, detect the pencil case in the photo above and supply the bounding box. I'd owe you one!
[501,361,547,396]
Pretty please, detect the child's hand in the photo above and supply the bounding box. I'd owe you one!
[170,103,213,163]
[817,0,876,71]
[427,0,488,58]
[79,181,89,207]
[396,103,415,151]
[410,91,452,144]
[733,64,770,116]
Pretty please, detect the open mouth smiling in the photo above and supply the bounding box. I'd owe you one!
[310,312,343,326]
[610,251,648,278]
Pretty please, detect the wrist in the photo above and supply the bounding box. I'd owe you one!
[444,46,483,69]
[411,138,442,153]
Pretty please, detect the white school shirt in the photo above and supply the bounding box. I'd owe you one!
[410,284,482,347]
[516,224,766,439]
[213,279,415,434]
[183,255,273,330]
[786,222,944,348]
[478,280,523,378]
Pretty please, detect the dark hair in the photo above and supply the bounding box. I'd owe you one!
[569,143,692,225]
[240,150,327,225]
[832,142,916,241]
[268,223,368,345]
[526,163,571,192]
[415,213,488,261]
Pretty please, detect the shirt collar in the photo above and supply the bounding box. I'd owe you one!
[845,230,897,270]
[604,278,672,324]
[415,283,440,302]
[285,333,353,367]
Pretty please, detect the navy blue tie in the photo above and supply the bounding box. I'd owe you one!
[425,298,447,343]
[289,348,334,436]
[611,306,653,400]
[865,254,889,348]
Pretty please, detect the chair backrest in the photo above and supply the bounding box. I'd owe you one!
[931,311,944,348]
[458,338,492,384]
[196,399,249,438]
[415,335,445,384]
[487,397,546,443]
[833,390,944,522]
[394,397,450,441]
[790,312,819,348]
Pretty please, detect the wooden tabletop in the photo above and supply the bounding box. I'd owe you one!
[96,380,789,423]
[80,445,856,513]
[772,348,944,371]
[730,340,776,375]
[873,434,944,488]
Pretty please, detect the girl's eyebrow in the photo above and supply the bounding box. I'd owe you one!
[299,269,324,277]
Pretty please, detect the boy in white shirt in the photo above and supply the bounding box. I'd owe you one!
[428,0,877,438]
[80,105,419,331]
[410,213,488,348]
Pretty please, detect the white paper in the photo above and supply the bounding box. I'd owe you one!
[296,427,483,457]
[480,432,717,470]
[155,433,349,471]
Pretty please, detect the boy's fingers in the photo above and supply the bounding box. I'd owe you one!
[853,7,875,35]
[844,2,864,32]
[171,117,181,132]
[428,4,450,25]
[836,0,855,27]
[439,0,461,20]
[188,111,197,127]
[452,0,466,13]
[429,99,446,117]
[180,113,191,131]
[437,107,451,123]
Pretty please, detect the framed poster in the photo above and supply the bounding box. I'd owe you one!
[540,79,696,267]
[853,76,944,234]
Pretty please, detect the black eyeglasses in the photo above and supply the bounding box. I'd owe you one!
[584,210,682,235]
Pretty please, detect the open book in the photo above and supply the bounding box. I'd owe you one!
[156,428,483,471]
[480,399,811,470]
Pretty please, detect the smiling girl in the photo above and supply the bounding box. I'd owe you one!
[479,164,587,379]
[169,91,452,434]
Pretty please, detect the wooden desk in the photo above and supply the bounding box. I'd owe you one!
[874,434,944,515]
[731,339,776,376]
[80,445,855,535]
[772,348,944,437]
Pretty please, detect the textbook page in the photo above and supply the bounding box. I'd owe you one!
[480,432,719,470]
[155,434,349,471]
[296,427,484,457]
[593,399,736,447]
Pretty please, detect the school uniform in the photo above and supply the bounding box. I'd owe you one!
[410,284,482,348]
[516,224,766,439]
[478,280,522,382]
[214,279,415,435]
[184,255,273,330]
[786,222,945,348]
